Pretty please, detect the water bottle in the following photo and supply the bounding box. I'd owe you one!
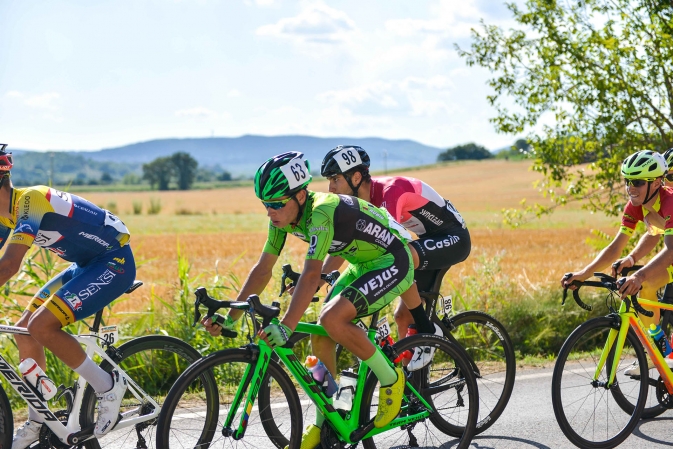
[400,324,418,364]
[305,356,337,397]
[334,369,358,411]
[378,335,404,363]
[648,324,672,357]
[19,358,57,401]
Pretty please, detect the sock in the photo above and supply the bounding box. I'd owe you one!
[365,350,398,386]
[28,408,44,424]
[408,304,434,334]
[74,357,113,393]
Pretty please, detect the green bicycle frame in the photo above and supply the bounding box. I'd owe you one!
[222,318,434,444]
[594,298,673,395]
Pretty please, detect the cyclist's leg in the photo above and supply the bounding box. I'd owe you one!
[395,229,471,335]
[638,262,671,328]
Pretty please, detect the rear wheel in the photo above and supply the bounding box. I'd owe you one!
[359,334,478,449]
[81,335,216,449]
[446,310,515,434]
[0,385,12,449]
[552,317,648,449]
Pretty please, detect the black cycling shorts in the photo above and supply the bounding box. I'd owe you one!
[409,226,471,272]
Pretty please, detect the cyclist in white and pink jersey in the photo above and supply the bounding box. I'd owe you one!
[320,146,471,366]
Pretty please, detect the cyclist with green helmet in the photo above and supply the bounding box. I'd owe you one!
[202,151,437,449]
[562,150,673,375]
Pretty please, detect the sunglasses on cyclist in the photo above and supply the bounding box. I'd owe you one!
[624,178,654,188]
[666,174,673,183]
[262,195,295,210]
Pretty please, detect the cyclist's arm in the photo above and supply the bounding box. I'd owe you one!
[629,233,661,262]
[281,258,323,330]
[564,231,630,286]
[317,255,345,290]
[619,234,673,296]
[0,244,30,286]
[229,251,278,320]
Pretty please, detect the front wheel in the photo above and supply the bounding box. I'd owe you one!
[81,335,217,449]
[0,384,12,448]
[551,316,648,449]
[360,334,478,449]
[446,310,516,434]
[156,347,303,449]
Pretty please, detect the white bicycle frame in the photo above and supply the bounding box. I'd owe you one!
[0,324,160,446]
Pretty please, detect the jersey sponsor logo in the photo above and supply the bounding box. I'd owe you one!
[291,231,305,239]
[63,291,83,311]
[364,205,384,221]
[14,223,34,234]
[309,226,328,232]
[418,209,444,226]
[20,195,31,221]
[424,235,460,251]
[356,219,367,231]
[39,288,51,299]
[339,195,354,206]
[360,222,395,247]
[48,247,66,256]
[308,235,318,256]
[34,230,63,247]
[113,257,125,264]
[78,269,116,300]
[358,265,399,295]
[74,203,98,215]
[329,240,347,252]
[47,189,74,217]
[78,232,110,247]
[107,261,125,274]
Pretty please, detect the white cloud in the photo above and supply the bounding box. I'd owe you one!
[6,91,61,110]
[227,89,241,97]
[175,107,231,120]
[256,2,356,44]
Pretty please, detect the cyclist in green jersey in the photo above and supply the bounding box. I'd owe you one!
[203,152,436,449]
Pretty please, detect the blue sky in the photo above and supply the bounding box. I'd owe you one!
[0,0,519,151]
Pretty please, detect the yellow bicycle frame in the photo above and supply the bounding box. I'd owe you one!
[596,298,673,395]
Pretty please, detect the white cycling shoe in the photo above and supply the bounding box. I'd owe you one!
[94,370,127,438]
[12,420,42,449]
[623,357,673,377]
[407,323,443,371]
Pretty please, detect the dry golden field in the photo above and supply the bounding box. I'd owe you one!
[50,160,619,318]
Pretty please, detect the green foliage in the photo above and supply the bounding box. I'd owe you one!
[141,152,199,191]
[457,0,673,226]
[132,200,143,215]
[437,143,493,161]
[106,201,118,215]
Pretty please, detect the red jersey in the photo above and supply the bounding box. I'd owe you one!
[620,186,673,237]
[369,176,466,236]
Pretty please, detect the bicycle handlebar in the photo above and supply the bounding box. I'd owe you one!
[279,264,341,299]
[561,270,653,317]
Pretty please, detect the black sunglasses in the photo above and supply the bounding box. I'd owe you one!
[666,174,673,183]
[624,179,652,188]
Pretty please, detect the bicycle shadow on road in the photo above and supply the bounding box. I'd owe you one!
[465,435,552,449]
[632,416,673,447]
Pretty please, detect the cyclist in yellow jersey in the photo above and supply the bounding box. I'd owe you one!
[0,145,136,448]
[562,150,673,376]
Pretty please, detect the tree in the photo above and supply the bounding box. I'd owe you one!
[100,172,113,184]
[142,157,174,191]
[456,0,673,222]
[171,152,198,190]
[437,143,493,161]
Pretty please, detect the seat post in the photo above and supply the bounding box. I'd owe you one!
[89,309,104,334]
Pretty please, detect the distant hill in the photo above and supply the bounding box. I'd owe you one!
[71,135,443,175]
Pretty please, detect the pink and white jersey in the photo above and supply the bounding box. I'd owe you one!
[369,176,466,236]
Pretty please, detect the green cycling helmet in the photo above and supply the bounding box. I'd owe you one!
[254,151,312,200]
[621,150,667,180]
[664,148,673,170]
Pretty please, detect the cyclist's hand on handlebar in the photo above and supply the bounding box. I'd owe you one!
[561,272,585,290]
[617,274,643,297]
[259,323,293,349]
[611,257,634,278]
[201,314,236,337]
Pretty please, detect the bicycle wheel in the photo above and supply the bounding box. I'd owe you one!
[81,335,217,449]
[446,310,515,434]
[0,385,11,448]
[359,334,478,449]
[156,347,302,449]
[552,316,648,449]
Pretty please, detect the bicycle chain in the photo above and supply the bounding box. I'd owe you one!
[655,376,673,409]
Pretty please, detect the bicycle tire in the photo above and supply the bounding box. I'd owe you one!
[446,310,515,434]
[80,335,217,449]
[359,334,478,449]
[0,384,11,449]
[552,316,648,449]
[156,347,303,449]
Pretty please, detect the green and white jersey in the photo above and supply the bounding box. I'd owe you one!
[263,191,411,263]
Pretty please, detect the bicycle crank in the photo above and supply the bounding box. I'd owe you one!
[38,410,84,449]
[655,376,673,409]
